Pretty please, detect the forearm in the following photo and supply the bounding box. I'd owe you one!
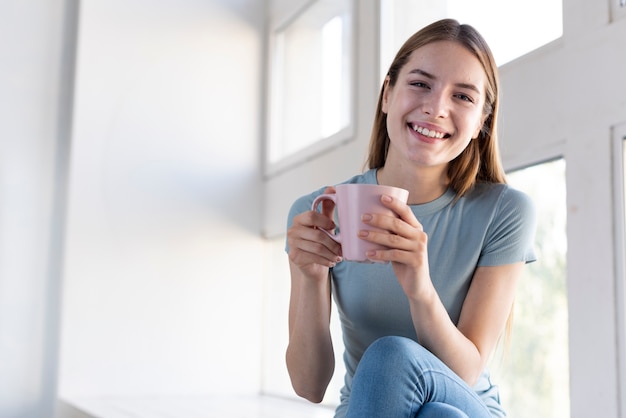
[409,286,483,386]
[286,267,335,402]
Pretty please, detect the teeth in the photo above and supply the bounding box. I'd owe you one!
[413,124,445,139]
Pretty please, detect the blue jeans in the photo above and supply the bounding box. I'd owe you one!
[344,336,495,418]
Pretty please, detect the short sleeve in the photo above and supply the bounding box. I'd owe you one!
[478,187,537,266]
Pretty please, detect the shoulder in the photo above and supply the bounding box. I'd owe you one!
[456,183,536,236]
[466,183,535,215]
[465,183,537,242]
[466,183,537,265]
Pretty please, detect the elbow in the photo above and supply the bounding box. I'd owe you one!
[292,385,326,404]
[285,345,334,404]
[286,358,330,404]
[464,373,480,388]
[460,362,485,388]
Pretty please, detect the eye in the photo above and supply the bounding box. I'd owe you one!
[455,93,475,103]
[410,81,430,89]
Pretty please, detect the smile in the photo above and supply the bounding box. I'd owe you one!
[411,124,449,139]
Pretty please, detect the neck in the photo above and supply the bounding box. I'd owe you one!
[376,164,449,205]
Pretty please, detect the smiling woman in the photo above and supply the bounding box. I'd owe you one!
[285,19,536,418]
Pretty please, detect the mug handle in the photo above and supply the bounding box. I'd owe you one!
[311,194,341,243]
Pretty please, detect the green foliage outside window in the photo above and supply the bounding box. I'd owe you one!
[491,159,569,418]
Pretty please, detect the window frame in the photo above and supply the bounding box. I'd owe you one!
[613,123,626,416]
[264,0,357,178]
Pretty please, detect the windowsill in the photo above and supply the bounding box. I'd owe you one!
[58,394,334,418]
[264,126,354,179]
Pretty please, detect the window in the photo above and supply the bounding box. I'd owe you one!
[380,0,563,77]
[266,0,354,176]
[492,159,570,418]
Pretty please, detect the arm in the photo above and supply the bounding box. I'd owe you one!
[408,263,523,385]
[285,188,343,402]
[286,262,335,403]
[360,194,524,385]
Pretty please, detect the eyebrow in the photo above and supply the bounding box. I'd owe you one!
[408,68,482,95]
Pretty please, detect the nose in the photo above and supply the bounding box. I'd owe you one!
[422,92,449,118]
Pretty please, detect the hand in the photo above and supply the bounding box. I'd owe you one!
[287,187,343,279]
[359,194,432,301]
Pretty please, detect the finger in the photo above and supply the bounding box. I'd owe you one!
[361,211,421,239]
[295,209,336,232]
[289,241,341,268]
[289,242,342,269]
[297,223,342,252]
[358,227,412,250]
[288,215,342,262]
[366,247,426,265]
[380,194,420,228]
[364,232,428,264]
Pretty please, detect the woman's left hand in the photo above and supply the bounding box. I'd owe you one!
[359,195,433,301]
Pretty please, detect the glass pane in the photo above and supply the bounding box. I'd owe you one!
[380,0,562,76]
[491,159,570,418]
[268,0,352,166]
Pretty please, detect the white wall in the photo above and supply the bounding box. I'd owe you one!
[59,0,265,400]
[0,1,76,417]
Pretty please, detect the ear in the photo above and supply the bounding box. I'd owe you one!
[381,76,391,114]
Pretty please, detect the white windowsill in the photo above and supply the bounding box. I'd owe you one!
[58,394,335,418]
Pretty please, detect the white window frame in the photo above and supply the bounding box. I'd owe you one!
[613,123,626,418]
[265,0,356,178]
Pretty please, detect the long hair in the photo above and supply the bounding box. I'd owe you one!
[367,19,506,196]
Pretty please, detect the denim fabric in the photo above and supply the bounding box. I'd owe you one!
[344,336,495,418]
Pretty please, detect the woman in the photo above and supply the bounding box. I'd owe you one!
[285,18,536,417]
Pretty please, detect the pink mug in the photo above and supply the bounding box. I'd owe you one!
[311,183,409,262]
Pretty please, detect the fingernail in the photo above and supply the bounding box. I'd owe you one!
[382,195,392,202]
[361,214,373,221]
[358,230,369,237]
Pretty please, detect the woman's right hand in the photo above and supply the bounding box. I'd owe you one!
[287,187,343,277]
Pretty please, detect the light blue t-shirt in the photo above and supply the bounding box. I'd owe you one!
[286,169,537,417]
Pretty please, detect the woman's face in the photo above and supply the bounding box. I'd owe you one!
[382,40,487,171]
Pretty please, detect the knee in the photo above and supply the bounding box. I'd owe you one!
[364,336,423,361]
[360,336,424,370]
[359,336,441,377]
[353,336,428,393]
